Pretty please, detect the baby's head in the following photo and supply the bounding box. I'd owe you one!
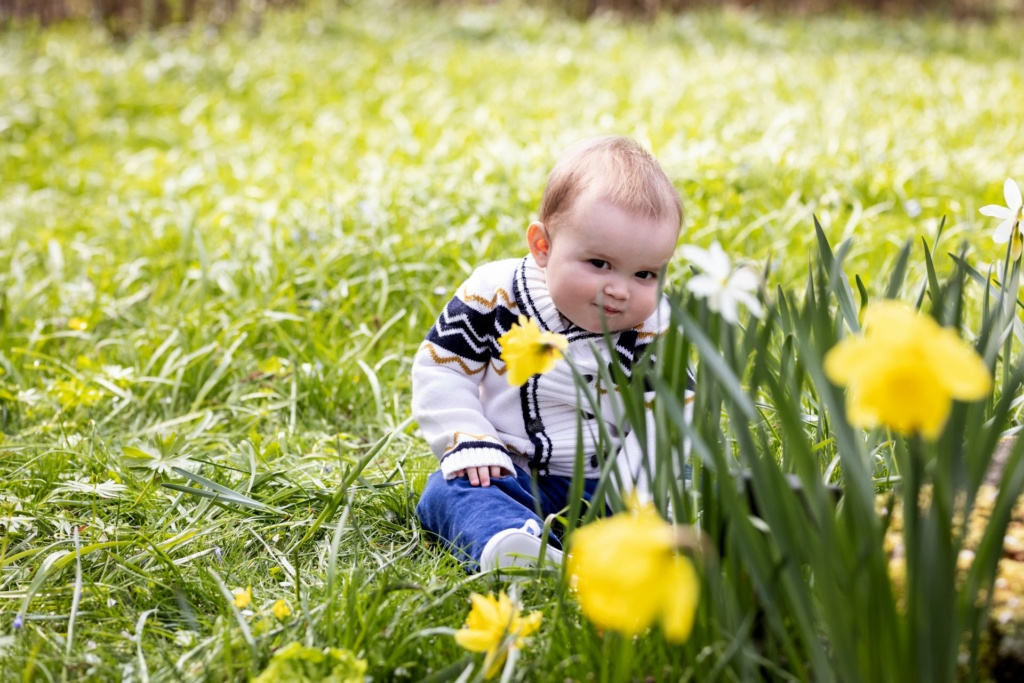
[528,136,682,333]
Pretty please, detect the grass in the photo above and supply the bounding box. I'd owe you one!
[1,0,1024,679]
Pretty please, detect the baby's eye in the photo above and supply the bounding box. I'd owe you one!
[635,271,657,281]
[588,259,610,269]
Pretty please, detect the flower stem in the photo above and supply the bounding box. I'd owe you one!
[1002,257,1020,390]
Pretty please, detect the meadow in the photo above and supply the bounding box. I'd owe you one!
[2,0,1024,680]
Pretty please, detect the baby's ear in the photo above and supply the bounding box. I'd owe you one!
[527,222,550,266]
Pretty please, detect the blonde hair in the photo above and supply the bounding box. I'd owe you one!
[538,136,682,232]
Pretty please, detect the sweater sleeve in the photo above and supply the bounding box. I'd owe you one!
[411,272,516,479]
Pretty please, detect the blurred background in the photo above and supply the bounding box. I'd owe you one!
[4,0,1024,35]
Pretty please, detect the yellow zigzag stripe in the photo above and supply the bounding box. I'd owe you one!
[425,344,485,375]
[424,344,507,376]
[461,288,517,310]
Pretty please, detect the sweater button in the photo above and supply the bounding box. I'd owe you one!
[527,418,543,433]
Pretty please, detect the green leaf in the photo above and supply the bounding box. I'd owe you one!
[814,215,860,333]
[884,239,912,300]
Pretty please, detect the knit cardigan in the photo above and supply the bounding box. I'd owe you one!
[412,254,689,494]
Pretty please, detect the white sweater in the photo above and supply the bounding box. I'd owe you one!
[412,255,691,495]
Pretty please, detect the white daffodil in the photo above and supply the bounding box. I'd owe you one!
[680,242,764,325]
[981,178,1024,260]
[54,479,129,499]
[122,444,194,476]
[1,515,34,533]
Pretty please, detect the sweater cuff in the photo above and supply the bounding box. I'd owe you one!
[440,442,515,479]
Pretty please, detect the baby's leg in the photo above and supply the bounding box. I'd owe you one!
[416,466,549,570]
[534,474,604,535]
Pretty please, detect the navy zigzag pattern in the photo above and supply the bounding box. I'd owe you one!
[426,297,520,362]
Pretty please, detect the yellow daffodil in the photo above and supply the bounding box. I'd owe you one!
[824,301,991,440]
[454,591,542,679]
[271,599,291,620]
[232,586,252,609]
[568,503,700,642]
[496,315,569,386]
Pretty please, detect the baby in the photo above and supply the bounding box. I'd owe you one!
[412,136,686,571]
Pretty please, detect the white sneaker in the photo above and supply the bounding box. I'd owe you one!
[479,529,563,572]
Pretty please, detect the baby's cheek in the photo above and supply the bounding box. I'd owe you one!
[637,289,658,315]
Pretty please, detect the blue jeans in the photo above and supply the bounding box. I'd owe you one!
[416,465,602,570]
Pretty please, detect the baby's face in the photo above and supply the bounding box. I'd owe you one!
[533,196,679,333]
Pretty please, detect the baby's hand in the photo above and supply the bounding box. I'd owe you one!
[454,466,509,487]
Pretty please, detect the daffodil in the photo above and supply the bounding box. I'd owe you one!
[568,503,700,642]
[54,478,128,499]
[454,591,542,679]
[981,178,1024,260]
[496,315,569,387]
[679,242,763,324]
[271,599,291,620]
[232,586,252,609]
[824,301,991,440]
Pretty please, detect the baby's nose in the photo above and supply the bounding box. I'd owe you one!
[604,280,628,300]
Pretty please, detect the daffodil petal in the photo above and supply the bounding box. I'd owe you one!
[517,611,543,639]
[993,217,1015,244]
[496,593,515,623]
[980,205,1014,220]
[719,294,739,325]
[824,338,873,386]
[678,245,710,264]
[706,242,733,277]
[455,629,497,653]
[862,300,920,333]
[918,396,953,440]
[482,648,508,680]
[845,386,880,430]
[928,330,991,400]
[1004,178,1022,211]
[660,556,700,642]
[727,267,759,292]
[731,290,764,319]
[468,593,502,627]
[538,330,569,352]
[686,274,720,297]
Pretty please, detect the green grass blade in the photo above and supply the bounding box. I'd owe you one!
[884,239,913,300]
[814,215,860,332]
